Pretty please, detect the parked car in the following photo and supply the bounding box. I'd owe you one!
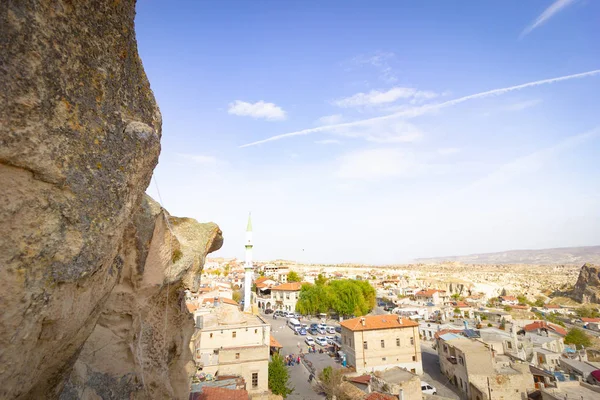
[309,328,319,335]
[326,326,336,334]
[298,328,307,336]
[273,310,285,317]
[315,337,328,346]
[284,311,294,318]
[317,327,326,334]
[310,323,318,330]
[421,382,437,395]
[335,326,342,333]
[325,336,334,344]
[305,337,315,346]
[318,323,327,330]
[334,335,341,344]
[265,309,274,314]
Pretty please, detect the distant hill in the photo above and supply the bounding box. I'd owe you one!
[415,245,600,265]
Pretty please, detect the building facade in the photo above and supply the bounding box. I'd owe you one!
[192,306,270,398]
[340,315,422,374]
[268,282,302,312]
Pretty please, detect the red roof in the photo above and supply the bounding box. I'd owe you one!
[523,321,567,336]
[271,282,303,291]
[270,335,283,348]
[364,392,397,400]
[340,315,418,332]
[415,289,440,296]
[202,297,238,306]
[544,304,560,309]
[254,276,269,284]
[582,317,600,323]
[348,374,371,385]
[194,387,249,400]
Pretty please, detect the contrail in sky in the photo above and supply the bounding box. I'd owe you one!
[239,69,600,148]
[520,0,577,39]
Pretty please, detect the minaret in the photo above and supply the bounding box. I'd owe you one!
[243,213,253,312]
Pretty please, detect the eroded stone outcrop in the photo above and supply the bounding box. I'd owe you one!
[0,1,214,398]
[571,263,600,304]
[61,196,223,400]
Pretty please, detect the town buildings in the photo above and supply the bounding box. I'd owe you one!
[340,315,423,374]
[414,289,448,305]
[268,282,303,312]
[191,304,270,399]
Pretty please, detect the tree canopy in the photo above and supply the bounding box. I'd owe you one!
[268,354,293,398]
[287,271,301,282]
[295,279,375,317]
[564,328,592,349]
[576,307,600,318]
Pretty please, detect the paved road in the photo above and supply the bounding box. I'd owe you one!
[267,313,345,399]
[420,341,462,399]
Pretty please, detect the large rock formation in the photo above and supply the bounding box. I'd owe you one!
[62,196,223,400]
[0,1,222,399]
[571,263,600,304]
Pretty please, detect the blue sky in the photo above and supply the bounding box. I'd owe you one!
[138,0,600,264]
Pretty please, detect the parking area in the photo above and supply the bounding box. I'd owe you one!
[266,312,347,400]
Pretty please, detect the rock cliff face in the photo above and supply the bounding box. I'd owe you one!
[571,264,600,304]
[0,1,222,399]
[62,196,223,400]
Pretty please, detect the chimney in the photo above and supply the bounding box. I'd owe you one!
[398,315,403,325]
[213,296,219,307]
[360,317,366,326]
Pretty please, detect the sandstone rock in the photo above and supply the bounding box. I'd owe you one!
[61,196,223,400]
[0,1,161,398]
[571,263,600,304]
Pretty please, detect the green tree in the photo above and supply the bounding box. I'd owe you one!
[232,290,242,304]
[576,307,600,318]
[453,307,461,315]
[318,367,349,400]
[451,293,461,300]
[315,274,328,286]
[516,294,530,305]
[287,271,301,282]
[295,279,375,317]
[504,305,512,312]
[564,328,592,349]
[268,354,293,398]
[534,297,545,307]
[223,264,231,277]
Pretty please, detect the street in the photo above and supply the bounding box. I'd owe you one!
[420,341,461,399]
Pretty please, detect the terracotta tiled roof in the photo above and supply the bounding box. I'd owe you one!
[202,297,238,306]
[544,304,560,309]
[364,392,396,400]
[255,282,268,289]
[523,321,567,336]
[186,303,199,313]
[255,276,269,284]
[450,301,470,308]
[415,289,439,296]
[434,329,463,339]
[271,282,303,291]
[195,387,249,400]
[582,317,600,323]
[347,374,371,384]
[270,335,283,348]
[340,315,418,332]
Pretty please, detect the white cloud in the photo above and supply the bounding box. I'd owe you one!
[177,153,218,165]
[330,120,423,143]
[316,114,344,126]
[315,139,341,145]
[352,51,398,83]
[505,99,542,111]
[437,148,460,155]
[333,87,437,108]
[240,69,600,148]
[336,148,423,180]
[520,0,577,38]
[228,100,286,120]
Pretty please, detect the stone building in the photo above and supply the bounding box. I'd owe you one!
[268,282,303,312]
[340,315,422,374]
[191,305,270,399]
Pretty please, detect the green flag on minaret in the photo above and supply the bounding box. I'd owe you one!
[246,212,252,232]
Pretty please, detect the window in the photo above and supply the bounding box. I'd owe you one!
[255,329,258,334]
[507,341,512,349]
[412,355,416,361]
[382,357,387,361]
[410,337,414,345]
[458,356,464,365]
[235,353,240,359]
[232,331,237,338]
[396,338,400,346]
[344,336,347,345]
[363,341,368,349]
[210,333,213,338]
[252,372,258,388]
[381,340,385,348]
[286,293,290,300]
[410,368,416,373]
[443,344,448,353]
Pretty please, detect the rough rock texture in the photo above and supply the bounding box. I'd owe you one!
[0,1,163,398]
[61,196,223,400]
[571,264,600,304]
